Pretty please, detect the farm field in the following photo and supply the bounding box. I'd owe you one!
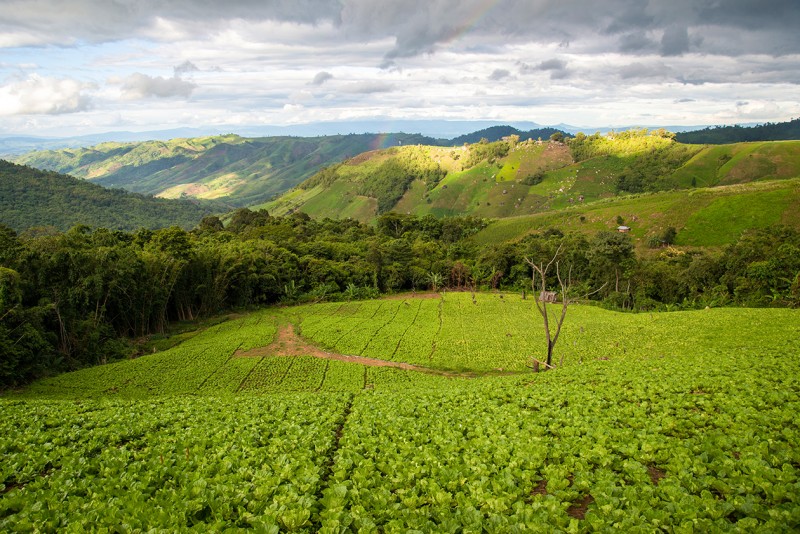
[2,294,800,531]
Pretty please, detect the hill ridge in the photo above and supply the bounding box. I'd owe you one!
[0,159,221,232]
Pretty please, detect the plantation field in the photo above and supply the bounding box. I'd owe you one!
[3,295,800,531]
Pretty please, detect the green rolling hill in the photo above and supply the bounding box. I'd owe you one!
[11,133,438,207]
[261,132,800,238]
[0,160,221,232]
[472,178,800,249]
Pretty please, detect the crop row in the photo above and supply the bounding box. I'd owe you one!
[316,348,800,531]
[7,342,796,531]
[1,394,349,532]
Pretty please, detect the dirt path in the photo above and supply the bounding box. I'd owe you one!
[235,323,441,373]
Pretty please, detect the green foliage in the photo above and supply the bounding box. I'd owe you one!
[448,126,567,145]
[300,162,345,190]
[615,143,704,193]
[520,169,545,185]
[357,149,446,213]
[462,139,511,169]
[0,160,220,232]
[3,297,800,530]
[676,117,800,144]
[12,133,441,208]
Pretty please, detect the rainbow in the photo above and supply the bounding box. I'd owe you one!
[442,0,503,45]
[369,132,403,151]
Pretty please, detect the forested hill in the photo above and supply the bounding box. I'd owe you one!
[0,160,221,232]
[11,133,438,207]
[448,125,568,145]
[675,117,800,144]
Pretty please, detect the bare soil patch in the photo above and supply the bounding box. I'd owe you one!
[236,323,434,372]
[567,494,595,520]
[383,292,441,300]
[530,479,548,496]
[648,465,666,486]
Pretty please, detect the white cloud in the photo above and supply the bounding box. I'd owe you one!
[0,1,798,135]
[174,60,200,75]
[0,75,94,115]
[340,81,395,94]
[310,71,334,86]
[120,73,196,100]
[488,69,511,81]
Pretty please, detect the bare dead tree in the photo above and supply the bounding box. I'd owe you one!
[525,246,607,371]
[525,244,570,370]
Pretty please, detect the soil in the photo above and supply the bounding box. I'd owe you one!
[566,494,595,520]
[647,465,666,485]
[383,292,441,300]
[235,323,434,372]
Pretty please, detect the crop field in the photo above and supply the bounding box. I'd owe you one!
[2,294,800,531]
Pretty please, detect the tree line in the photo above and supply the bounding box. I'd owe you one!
[1,210,798,388]
[675,118,800,144]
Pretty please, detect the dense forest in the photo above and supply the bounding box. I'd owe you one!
[675,117,800,144]
[1,209,797,388]
[0,160,223,231]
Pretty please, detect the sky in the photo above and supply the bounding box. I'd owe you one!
[1,0,799,137]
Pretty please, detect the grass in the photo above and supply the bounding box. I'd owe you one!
[473,178,800,249]
[678,186,794,246]
[260,139,800,231]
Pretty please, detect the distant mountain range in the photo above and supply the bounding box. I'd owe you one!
[5,131,799,242]
[0,118,724,156]
[11,133,440,207]
[11,127,571,208]
[8,118,800,222]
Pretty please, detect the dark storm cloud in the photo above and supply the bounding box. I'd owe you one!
[618,32,657,54]
[0,0,341,45]
[660,26,690,56]
[3,0,799,60]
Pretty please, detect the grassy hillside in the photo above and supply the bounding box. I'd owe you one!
[473,178,800,249]
[4,294,799,530]
[12,133,437,207]
[263,134,800,227]
[0,159,221,232]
